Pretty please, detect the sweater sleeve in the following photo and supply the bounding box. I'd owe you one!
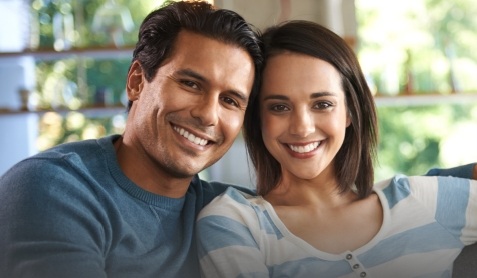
[425,163,476,179]
[0,157,108,278]
[196,188,268,278]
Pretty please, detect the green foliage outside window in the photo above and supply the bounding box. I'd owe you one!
[375,104,477,181]
[33,0,162,151]
[356,0,477,180]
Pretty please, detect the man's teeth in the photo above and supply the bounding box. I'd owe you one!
[174,126,208,146]
[289,142,320,153]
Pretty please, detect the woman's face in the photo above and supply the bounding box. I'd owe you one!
[260,52,350,181]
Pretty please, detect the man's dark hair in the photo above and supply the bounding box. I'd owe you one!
[128,0,263,110]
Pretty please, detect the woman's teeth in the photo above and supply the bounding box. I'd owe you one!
[289,142,320,153]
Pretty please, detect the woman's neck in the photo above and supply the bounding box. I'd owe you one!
[264,172,358,209]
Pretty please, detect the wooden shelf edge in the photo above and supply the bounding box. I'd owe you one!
[0,106,127,117]
[0,46,135,60]
[374,93,477,107]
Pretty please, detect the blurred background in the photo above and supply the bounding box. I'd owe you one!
[0,0,476,187]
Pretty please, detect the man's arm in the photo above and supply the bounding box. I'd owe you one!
[0,159,107,278]
[425,163,477,179]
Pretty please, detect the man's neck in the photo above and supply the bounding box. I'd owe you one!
[114,136,193,198]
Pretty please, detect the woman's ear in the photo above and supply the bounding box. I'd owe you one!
[126,61,144,101]
[346,109,352,127]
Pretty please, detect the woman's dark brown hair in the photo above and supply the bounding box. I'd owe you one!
[243,20,378,198]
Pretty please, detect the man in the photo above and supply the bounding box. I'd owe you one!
[0,1,262,277]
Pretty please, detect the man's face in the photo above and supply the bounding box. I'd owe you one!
[126,30,255,181]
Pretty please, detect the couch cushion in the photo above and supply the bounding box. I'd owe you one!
[453,243,477,277]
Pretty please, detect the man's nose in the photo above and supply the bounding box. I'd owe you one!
[190,95,219,126]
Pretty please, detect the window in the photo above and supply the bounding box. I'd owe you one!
[356,0,477,180]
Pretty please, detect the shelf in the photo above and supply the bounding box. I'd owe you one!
[0,105,127,118]
[1,94,476,117]
[0,46,135,61]
[374,93,477,107]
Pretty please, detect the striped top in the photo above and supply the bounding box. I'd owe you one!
[197,175,477,278]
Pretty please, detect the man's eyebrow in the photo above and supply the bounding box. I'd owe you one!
[175,68,207,82]
[175,68,248,102]
[229,90,248,103]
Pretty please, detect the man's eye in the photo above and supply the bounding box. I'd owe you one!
[222,96,239,107]
[180,80,199,89]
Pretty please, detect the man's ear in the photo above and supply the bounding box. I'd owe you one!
[126,61,145,101]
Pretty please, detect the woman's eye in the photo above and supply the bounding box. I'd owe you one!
[314,102,333,109]
[270,104,289,111]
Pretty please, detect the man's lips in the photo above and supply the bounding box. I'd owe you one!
[173,125,209,146]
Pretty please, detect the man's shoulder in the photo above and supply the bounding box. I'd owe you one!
[40,135,119,167]
[43,135,117,156]
[1,136,118,193]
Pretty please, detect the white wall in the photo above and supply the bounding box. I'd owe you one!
[0,114,38,175]
[214,0,357,37]
[0,1,38,176]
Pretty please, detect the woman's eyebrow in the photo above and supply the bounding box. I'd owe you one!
[262,94,289,101]
[263,91,336,101]
[310,91,336,98]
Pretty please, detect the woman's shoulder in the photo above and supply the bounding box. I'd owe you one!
[373,174,476,209]
[374,174,437,191]
[198,186,264,221]
[374,174,471,192]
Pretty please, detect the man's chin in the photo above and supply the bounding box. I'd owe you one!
[167,155,223,179]
[168,164,209,179]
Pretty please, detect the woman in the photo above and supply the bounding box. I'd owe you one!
[196,20,477,277]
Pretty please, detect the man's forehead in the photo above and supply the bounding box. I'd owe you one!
[173,30,234,54]
[167,30,254,71]
[160,30,255,96]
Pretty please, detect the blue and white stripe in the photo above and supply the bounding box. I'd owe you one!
[197,175,477,277]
